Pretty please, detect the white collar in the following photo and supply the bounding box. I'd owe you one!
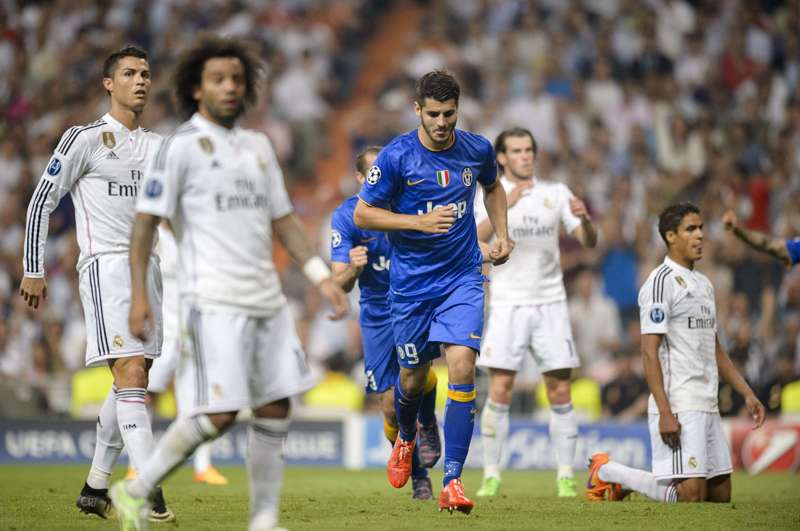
[102,112,138,133]
[191,112,238,138]
[664,255,695,277]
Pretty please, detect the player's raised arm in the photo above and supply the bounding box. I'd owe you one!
[481,179,513,265]
[714,336,765,429]
[568,196,598,248]
[722,209,792,266]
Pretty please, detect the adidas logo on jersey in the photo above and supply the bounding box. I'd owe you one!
[106,151,119,160]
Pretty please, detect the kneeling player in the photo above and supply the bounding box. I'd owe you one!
[331,146,440,500]
[587,203,765,503]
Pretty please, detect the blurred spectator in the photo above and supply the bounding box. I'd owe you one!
[568,266,621,385]
[601,350,648,420]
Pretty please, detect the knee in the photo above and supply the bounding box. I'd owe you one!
[117,363,148,389]
[206,412,237,432]
[253,398,290,419]
[399,368,427,396]
[678,482,706,503]
[448,358,475,384]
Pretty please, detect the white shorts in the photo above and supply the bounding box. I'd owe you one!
[78,254,162,368]
[147,275,179,394]
[477,301,580,373]
[649,410,733,481]
[180,303,316,416]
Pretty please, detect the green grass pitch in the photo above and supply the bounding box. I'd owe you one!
[0,466,798,530]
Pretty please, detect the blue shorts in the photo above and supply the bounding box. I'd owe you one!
[361,318,397,394]
[390,280,484,368]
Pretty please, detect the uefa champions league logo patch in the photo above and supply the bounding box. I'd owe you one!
[650,307,665,323]
[462,167,473,187]
[144,179,163,198]
[331,230,342,248]
[366,165,381,185]
[47,158,62,176]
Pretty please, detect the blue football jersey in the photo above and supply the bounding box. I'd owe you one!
[358,128,496,301]
[787,237,800,265]
[330,196,392,321]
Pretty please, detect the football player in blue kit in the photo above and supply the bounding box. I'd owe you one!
[354,70,513,514]
[330,146,441,501]
[722,209,800,267]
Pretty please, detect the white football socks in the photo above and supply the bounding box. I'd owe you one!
[248,417,290,529]
[87,386,123,490]
[194,443,212,473]
[480,399,510,480]
[115,388,154,473]
[550,402,578,479]
[598,460,677,502]
[129,414,218,498]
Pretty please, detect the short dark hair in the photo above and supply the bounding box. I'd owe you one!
[102,46,148,79]
[494,128,537,174]
[172,36,263,118]
[355,145,382,176]
[414,70,460,106]
[658,202,700,245]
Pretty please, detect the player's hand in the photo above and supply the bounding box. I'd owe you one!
[128,292,154,341]
[349,246,368,269]
[507,181,533,208]
[318,278,349,320]
[19,276,47,309]
[659,413,682,450]
[569,197,591,221]
[417,206,456,234]
[745,394,766,429]
[722,209,738,231]
[490,236,514,266]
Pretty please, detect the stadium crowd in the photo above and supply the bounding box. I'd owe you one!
[1,0,799,420]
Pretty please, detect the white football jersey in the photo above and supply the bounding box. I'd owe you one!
[136,113,294,317]
[23,113,162,275]
[475,176,581,306]
[639,256,719,413]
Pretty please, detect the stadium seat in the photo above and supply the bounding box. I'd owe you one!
[304,372,364,411]
[69,367,115,419]
[781,380,800,418]
[535,378,602,421]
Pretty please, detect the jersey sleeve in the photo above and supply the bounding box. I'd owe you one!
[638,269,674,335]
[357,147,401,209]
[477,140,497,187]
[23,128,90,277]
[786,237,800,265]
[260,135,293,220]
[559,184,582,234]
[330,205,355,263]
[137,135,185,219]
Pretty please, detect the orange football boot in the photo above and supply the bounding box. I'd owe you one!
[193,466,229,486]
[586,452,616,501]
[387,437,415,488]
[438,478,474,514]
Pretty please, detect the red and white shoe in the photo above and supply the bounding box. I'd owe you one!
[438,478,474,514]
[386,437,415,488]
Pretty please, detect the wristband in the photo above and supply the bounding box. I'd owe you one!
[303,256,331,285]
